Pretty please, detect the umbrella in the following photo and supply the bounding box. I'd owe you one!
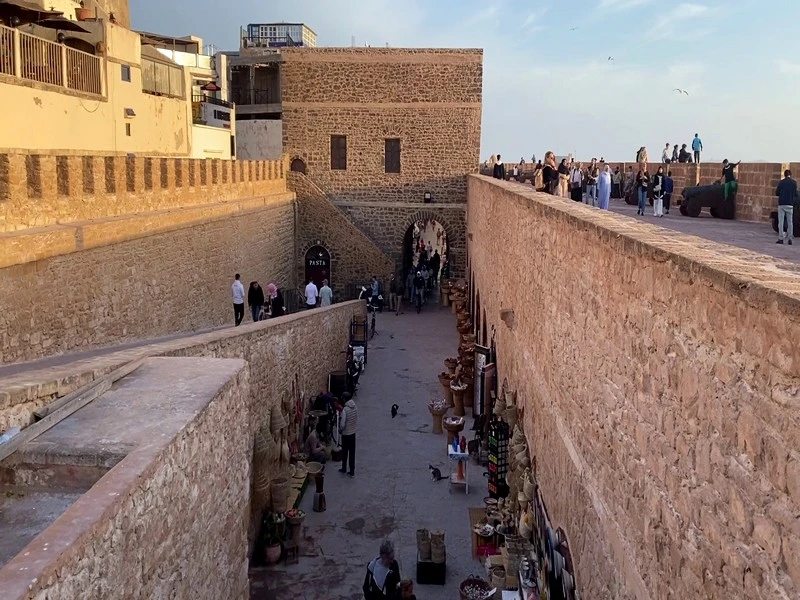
[35,15,90,33]
[0,0,62,22]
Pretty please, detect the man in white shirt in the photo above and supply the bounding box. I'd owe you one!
[662,143,671,164]
[231,273,245,326]
[319,279,333,307]
[304,278,319,309]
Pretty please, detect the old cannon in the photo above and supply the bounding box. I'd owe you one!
[679,183,736,219]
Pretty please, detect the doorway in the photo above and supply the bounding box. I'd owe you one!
[401,219,448,279]
[304,246,330,288]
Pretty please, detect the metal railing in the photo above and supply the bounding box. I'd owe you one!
[192,93,233,108]
[0,24,102,96]
[0,25,13,75]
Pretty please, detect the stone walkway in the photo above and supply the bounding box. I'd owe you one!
[249,303,487,600]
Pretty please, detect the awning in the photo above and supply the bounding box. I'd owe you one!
[35,15,90,33]
[0,0,63,17]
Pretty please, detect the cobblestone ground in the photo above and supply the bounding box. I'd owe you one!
[249,301,488,600]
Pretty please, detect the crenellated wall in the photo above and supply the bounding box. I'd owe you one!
[467,175,800,600]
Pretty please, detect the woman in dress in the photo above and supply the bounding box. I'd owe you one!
[597,165,612,210]
[557,158,570,198]
[541,152,558,195]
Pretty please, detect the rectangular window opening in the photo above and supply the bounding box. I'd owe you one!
[385,138,401,174]
[121,64,131,82]
[125,123,131,136]
[330,135,347,171]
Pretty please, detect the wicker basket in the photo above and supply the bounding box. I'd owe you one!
[271,477,290,513]
[459,575,491,600]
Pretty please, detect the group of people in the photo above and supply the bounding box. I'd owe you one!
[656,133,704,165]
[304,278,334,310]
[231,274,285,326]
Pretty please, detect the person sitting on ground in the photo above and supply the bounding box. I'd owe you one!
[304,417,327,463]
[678,144,691,163]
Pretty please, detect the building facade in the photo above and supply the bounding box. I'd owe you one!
[243,22,316,49]
[281,47,483,281]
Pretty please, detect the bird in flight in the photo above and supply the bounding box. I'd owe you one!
[570,27,578,31]
[607,56,614,61]
[674,88,689,95]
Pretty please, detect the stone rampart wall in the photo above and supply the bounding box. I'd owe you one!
[467,175,800,599]
[0,200,296,365]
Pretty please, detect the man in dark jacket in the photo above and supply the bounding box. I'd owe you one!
[492,155,506,180]
[776,169,798,245]
[663,171,674,214]
[678,144,691,163]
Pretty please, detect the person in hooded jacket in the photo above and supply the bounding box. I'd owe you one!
[247,281,265,322]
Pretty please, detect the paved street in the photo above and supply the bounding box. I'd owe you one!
[249,303,487,600]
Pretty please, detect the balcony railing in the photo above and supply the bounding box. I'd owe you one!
[0,24,103,96]
[192,93,233,108]
[141,56,185,99]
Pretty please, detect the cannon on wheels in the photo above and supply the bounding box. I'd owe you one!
[679,183,736,219]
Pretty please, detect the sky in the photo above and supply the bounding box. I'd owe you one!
[131,0,800,162]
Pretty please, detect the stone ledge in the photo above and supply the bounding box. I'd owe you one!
[0,192,295,269]
[469,175,800,315]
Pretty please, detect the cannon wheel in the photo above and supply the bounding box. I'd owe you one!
[685,199,702,217]
[718,199,735,220]
[680,203,688,216]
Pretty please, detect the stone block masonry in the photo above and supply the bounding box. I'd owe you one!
[467,175,800,599]
[0,200,296,365]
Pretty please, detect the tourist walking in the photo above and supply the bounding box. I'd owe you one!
[338,393,358,477]
[319,279,333,307]
[405,268,415,303]
[492,155,506,180]
[611,167,622,199]
[652,166,665,217]
[623,165,636,202]
[430,250,441,284]
[266,283,284,317]
[671,144,679,163]
[720,159,741,201]
[557,158,570,197]
[586,159,599,206]
[664,171,674,214]
[413,271,425,313]
[776,168,797,245]
[362,540,402,600]
[232,273,245,326]
[304,278,319,309]
[569,162,583,202]
[597,165,611,210]
[662,143,671,164]
[636,169,650,215]
[247,281,265,322]
[391,272,404,315]
[692,133,703,164]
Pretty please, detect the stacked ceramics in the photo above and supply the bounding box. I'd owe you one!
[444,357,458,375]
[428,399,448,434]
[438,372,456,407]
[450,380,467,417]
[430,530,446,564]
[417,529,432,561]
[441,280,453,307]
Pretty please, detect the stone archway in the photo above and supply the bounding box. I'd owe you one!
[304,245,331,289]
[290,157,307,174]
[400,209,457,278]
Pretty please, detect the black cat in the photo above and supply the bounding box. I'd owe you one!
[429,465,445,481]
[391,404,399,418]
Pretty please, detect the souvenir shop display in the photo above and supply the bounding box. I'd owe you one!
[487,418,509,499]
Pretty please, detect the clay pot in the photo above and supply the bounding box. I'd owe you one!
[444,357,458,374]
[428,403,448,434]
[461,333,476,345]
[450,381,468,417]
[438,372,455,406]
[75,7,93,20]
[265,543,282,565]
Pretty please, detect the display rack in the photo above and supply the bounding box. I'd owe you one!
[487,418,509,499]
[448,444,469,494]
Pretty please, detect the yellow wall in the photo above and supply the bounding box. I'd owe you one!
[191,125,232,159]
[0,23,222,157]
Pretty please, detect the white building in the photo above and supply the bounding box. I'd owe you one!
[243,22,316,48]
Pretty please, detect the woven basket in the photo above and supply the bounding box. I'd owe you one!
[271,477,290,513]
[270,405,288,434]
[254,429,271,464]
[459,576,491,600]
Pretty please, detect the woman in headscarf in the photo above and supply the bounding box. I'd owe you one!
[557,158,570,198]
[266,283,285,318]
[597,165,612,210]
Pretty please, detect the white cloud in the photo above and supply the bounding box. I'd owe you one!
[646,3,710,39]
[598,0,652,10]
[777,59,800,74]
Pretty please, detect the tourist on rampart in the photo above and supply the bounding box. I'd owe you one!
[636,169,650,215]
[557,158,570,197]
[611,167,622,199]
[775,169,797,245]
[569,163,583,202]
[337,392,358,477]
[266,283,285,318]
[492,155,506,180]
[232,273,245,326]
[623,165,636,202]
[678,144,691,163]
[662,143,671,164]
[671,144,679,163]
[719,159,741,201]
[247,281,265,322]
[597,166,611,210]
[652,166,665,217]
[664,171,674,214]
[586,158,599,206]
[541,152,558,194]
[692,133,703,164]
[636,146,648,172]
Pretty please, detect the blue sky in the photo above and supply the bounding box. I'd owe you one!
[131,0,800,162]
